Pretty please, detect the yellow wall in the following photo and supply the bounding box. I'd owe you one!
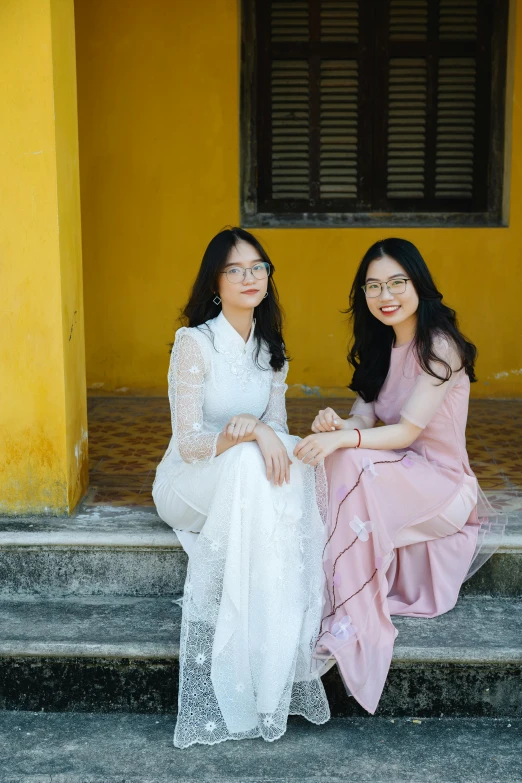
[0,0,87,514]
[76,0,522,399]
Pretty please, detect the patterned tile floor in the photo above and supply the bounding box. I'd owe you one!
[85,397,522,511]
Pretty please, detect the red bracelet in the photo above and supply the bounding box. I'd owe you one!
[354,428,361,448]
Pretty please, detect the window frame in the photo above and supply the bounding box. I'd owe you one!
[240,0,509,228]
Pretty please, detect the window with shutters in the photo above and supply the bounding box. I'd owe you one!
[240,0,509,227]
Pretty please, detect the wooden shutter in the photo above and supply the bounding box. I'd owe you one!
[435,57,477,198]
[374,0,493,213]
[438,0,478,39]
[246,0,507,223]
[386,58,428,199]
[256,0,367,213]
[389,0,429,40]
[271,61,310,199]
[320,1,359,42]
[320,60,358,198]
[271,1,309,41]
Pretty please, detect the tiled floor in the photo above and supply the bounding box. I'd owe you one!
[85,397,522,510]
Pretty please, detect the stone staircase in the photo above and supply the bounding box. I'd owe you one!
[0,503,521,718]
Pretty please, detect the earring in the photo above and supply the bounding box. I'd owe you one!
[263,292,268,299]
[213,295,222,305]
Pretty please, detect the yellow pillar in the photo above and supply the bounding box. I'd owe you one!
[0,0,88,514]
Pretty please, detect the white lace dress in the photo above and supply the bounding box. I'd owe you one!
[152,312,330,748]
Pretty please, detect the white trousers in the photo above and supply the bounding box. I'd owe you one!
[153,474,207,557]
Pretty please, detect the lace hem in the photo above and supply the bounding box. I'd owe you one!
[173,708,330,749]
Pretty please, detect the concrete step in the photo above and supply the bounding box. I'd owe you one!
[0,713,520,783]
[0,507,187,598]
[0,594,520,716]
[1,505,521,598]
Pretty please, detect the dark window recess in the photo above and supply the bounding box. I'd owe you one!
[241,0,509,227]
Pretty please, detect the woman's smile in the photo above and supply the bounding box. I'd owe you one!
[365,255,419,343]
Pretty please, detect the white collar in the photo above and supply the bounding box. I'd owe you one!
[213,311,256,351]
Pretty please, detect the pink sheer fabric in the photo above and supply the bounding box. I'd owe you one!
[315,334,505,714]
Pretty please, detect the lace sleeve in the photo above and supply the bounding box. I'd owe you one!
[400,334,463,429]
[260,362,289,434]
[168,329,219,464]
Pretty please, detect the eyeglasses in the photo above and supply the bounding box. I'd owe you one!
[221,262,271,284]
[362,278,410,298]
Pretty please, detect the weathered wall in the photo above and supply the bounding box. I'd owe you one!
[0,0,87,514]
[76,0,522,398]
[51,0,89,507]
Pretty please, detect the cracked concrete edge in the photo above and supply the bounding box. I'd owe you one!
[0,525,519,551]
[0,641,180,658]
[0,533,519,550]
[0,641,520,664]
[0,533,182,547]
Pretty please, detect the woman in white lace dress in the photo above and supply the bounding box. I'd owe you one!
[152,228,330,748]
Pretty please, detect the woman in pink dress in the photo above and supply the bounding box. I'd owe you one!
[294,238,503,715]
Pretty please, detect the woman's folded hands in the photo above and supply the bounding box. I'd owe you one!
[311,407,346,432]
[222,415,291,486]
[222,413,260,443]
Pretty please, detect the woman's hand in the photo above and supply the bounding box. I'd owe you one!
[293,430,347,467]
[311,407,345,433]
[223,413,260,444]
[254,423,291,486]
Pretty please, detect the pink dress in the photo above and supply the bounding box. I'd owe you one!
[316,334,504,714]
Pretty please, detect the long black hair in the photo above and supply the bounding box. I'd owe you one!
[181,227,287,371]
[348,238,477,402]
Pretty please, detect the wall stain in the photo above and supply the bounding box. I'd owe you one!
[68,310,78,342]
[0,429,67,514]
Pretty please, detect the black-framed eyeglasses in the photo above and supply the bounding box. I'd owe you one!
[362,278,410,298]
[221,262,271,284]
